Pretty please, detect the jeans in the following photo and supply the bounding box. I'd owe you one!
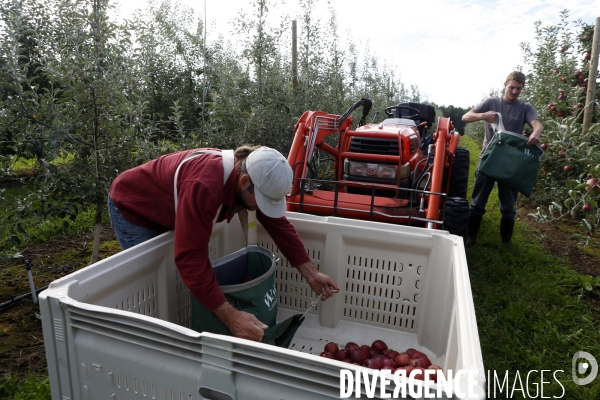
[469,171,518,221]
[107,196,161,250]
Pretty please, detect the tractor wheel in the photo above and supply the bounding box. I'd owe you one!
[443,197,469,237]
[448,147,470,199]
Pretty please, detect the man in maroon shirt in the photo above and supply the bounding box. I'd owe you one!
[108,146,339,342]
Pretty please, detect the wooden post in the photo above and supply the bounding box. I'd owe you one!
[292,20,298,92]
[583,17,600,136]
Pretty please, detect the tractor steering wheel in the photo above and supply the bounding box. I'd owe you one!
[384,105,421,120]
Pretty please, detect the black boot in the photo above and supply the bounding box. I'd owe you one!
[500,219,515,245]
[464,215,482,248]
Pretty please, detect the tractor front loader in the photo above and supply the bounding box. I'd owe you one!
[286,99,470,236]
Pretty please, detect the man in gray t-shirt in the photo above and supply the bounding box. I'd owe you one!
[462,71,544,246]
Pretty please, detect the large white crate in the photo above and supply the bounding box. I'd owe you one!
[39,212,485,399]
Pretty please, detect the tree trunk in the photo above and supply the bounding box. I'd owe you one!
[582,17,599,136]
[90,201,103,264]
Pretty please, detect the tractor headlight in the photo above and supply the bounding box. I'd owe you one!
[344,159,398,180]
[376,164,397,179]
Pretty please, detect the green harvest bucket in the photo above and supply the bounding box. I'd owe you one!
[191,245,278,336]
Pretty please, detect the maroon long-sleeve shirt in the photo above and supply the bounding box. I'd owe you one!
[109,149,310,311]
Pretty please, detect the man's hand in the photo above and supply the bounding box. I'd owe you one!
[213,302,268,342]
[480,111,498,123]
[296,261,340,301]
[526,119,544,146]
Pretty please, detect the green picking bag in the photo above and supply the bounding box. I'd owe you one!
[478,115,543,197]
[191,245,278,336]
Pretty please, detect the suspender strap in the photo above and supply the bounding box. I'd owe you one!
[173,150,235,219]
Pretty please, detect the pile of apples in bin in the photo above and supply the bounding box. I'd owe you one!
[320,340,443,381]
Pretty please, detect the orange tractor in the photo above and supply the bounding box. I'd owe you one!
[286,99,470,236]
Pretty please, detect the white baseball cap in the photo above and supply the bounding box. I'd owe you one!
[246,147,293,218]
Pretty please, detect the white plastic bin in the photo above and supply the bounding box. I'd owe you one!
[39,212,485,399]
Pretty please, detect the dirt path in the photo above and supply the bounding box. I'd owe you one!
[0,226,119,377]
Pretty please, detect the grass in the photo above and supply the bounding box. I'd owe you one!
[460,135,600,399]
[0,374,51,400]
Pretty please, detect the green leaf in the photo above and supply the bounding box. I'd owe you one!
[564,198,573,208]
[550,201,562,213]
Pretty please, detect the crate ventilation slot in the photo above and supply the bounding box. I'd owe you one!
[111,372,194,399]
[343,255,420,330]
[115,284,157,317]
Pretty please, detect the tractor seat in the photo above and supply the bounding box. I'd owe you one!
[396,102,436,139]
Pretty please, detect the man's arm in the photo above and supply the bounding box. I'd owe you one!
[526,119,543,146]
[176,180,268,342]
[462,109,498,123]
[257,212,340,300]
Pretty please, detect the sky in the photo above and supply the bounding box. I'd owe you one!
[115,0,598,109]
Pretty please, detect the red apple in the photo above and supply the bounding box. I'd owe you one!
[405,348,418,358]
[346,343,359,353]
[368,349,380,358]
[540,143,548,150]
[380,358,397,369]
[362,358,382,370]
[394,365,414,376]
[585,178,600,192]
[335,349,349,361]
[395,353,411,367]
[411,367,425,380]
[350,350,367,364]
[564,165,572,172]
[409,350,426,359]
[583,204,593,212]
[411,357,431,368]
[584,52,591,60]
[324,342,339,355]
[371,340,388,353]
[419,357,432,368]
[373,354,388,364]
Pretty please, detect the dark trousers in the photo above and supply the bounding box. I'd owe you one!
[469,171,518,220]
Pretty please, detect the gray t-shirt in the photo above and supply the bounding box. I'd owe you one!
[474,97,539,154]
